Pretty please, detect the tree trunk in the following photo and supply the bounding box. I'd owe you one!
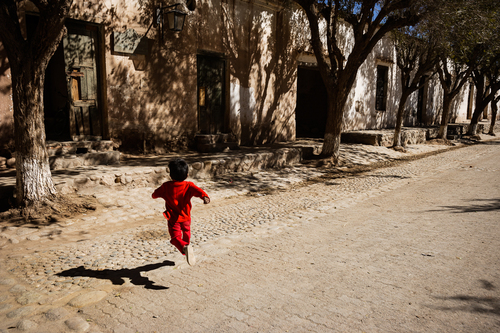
[320,87,346,164]
[12,63,56,206]
[488,100,498,135]
[438,94,453,139]
[488,100,498,136]
[468,101,488,136]
[467,74,485,136]
[393,90,412,147]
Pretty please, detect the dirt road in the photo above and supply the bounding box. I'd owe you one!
[71,141,499,332]
[1,139,499,332]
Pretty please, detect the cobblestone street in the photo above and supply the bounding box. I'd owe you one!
[1,138,499,332]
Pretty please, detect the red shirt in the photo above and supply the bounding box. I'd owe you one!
[152,181,209,222]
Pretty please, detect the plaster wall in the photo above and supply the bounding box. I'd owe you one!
[0,0,298,152]
[291,11,478,132]
[72,0,298,149]
[1,0,492,152]
[221,1,298,145]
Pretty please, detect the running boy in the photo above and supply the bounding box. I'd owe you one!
[152,158,210,265]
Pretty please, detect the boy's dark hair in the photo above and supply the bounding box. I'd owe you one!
[169,158,189,181]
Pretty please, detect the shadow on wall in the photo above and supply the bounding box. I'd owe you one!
[74,1,197,153]
[449,84,468,123]
[343,36,396,132]
[222,4,297,145]
[424,76,443,126]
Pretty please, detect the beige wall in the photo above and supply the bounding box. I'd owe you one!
[292,14,477,131]
[0,0,298,151]
[85,0,298,148]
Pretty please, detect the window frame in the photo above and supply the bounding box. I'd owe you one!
[375,64,389,112]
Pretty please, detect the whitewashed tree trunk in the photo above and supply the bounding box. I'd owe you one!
[13,67,56,205]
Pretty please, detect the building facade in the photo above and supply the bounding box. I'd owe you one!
[0,0,488,153]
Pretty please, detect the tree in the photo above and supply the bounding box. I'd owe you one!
[0,0,73,207]
[435,59,473,139]
[433,0,499,138]
[293,0,428,164]
[392,26,438,147]
[468,53,500,135]
[488,95,500,136]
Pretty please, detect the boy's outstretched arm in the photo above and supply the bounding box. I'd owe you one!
[152,184,164,199]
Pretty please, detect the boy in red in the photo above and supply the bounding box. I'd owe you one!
[152,158,210,265]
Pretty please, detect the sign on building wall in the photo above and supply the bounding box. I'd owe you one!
[112,29,149,55]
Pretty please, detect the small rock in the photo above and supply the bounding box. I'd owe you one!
[9,238,19,244]
[9,285,26,294]
[74,177,89,185]
[6,306,34,318]
[191,162,202,170]
[99,175,114,186]
[0,278,16,286]
[68,291,108,307]
[16,291,42,305]
[65,317,90,332]
[0,303,13,312]
[16,319,37,331]
[6,157,15,168]
[26,235,40,241]
[45,307,70,321]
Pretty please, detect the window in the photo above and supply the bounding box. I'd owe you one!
[376,65,389,111]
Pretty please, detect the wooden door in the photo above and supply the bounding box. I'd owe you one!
[197,55,226,134]
[63,24,102,140]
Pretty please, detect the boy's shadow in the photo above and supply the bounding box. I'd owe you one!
[57,260,176,290]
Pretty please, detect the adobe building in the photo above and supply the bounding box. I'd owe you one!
[0,0,488,157]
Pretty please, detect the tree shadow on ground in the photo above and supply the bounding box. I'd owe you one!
[57,260,175,290]
[432,295,500,316]
[427,280,500,316]
[339,145,400,165]
[431,198,500,213]
[478,139,500,146]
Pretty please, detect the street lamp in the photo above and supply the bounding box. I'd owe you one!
[146,3,187,41]
[165,7,187,32]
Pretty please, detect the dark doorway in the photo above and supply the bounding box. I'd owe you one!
[44,41,71,141]
[375,65,388,111]
[295,67,328,138]
[417,75,428,125]
[197,54,226,134]
[43,20,104,141]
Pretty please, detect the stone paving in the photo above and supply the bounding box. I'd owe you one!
[0,133,498,332]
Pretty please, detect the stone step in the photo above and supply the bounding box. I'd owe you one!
[49,151,120,170]
[341,128,428,146]
[47,140,114,156]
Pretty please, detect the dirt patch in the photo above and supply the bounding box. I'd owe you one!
[0,193,102,228]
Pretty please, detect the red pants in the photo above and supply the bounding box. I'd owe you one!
[168,220,191,254]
